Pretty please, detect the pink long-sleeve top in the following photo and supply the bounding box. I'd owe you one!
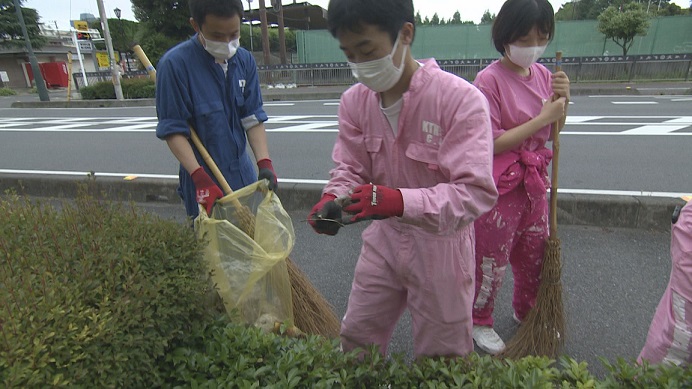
[323,59,498,234]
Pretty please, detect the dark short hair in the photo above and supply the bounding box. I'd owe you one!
[189,0,244,26]
[492,0,555,55]
[327,0,415,44]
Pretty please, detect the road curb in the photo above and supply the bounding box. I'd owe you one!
[1,174,685,231]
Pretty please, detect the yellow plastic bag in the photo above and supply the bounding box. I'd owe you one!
[194,180,295,330]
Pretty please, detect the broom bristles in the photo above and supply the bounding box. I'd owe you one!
[499,237,565,359]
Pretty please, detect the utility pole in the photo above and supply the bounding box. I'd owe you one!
[13,0,49,101]
[276,0,287,64]
[96,0,124,100]
[259,0,271,66]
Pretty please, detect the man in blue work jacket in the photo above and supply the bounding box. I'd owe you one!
[156,0,277,218]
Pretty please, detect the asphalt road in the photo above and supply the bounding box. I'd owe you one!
[1,95,691,195]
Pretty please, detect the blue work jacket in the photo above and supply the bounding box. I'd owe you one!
[156,34,268,217]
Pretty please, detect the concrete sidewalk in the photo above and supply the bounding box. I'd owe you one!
[5,81,692,109]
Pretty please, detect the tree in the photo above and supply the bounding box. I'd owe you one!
[131,0,194,66]
[597,3,650,56]
[480,10,496,24]
[415,11,422,25]
[0,0,46,48]
[451,11,462,24]
[430,13,440,25]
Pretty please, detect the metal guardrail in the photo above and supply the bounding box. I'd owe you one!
[256,54,692,86]
[73,54,691,89]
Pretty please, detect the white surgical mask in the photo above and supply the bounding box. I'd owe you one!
[201,33,240,61]
[348,34,407,92]
[506,44,547,69]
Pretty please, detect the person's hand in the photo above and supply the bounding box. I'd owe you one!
[539,96,567,125]
[551,71,570,100]
[308,194,342,235]
[191,167,223,216]
[343,184,403,223]
[257,158,278,191]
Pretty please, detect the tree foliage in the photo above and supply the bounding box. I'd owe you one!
[480,10,496,24]
[556,0,686,20]
[597,3,650,56]
[0,0,46,48]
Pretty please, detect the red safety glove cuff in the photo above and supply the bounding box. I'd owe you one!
[257,158,278,191]
[191,166,224,216]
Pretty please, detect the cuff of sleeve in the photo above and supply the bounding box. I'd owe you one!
[156,118,190,140]
[399,188,423,223]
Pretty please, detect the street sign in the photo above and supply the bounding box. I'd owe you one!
[78,40,93,53]
[0,71,9,83]
[72,20,89,31]
[96,51,111,69]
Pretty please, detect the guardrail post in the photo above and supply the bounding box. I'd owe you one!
[686,59,692,82]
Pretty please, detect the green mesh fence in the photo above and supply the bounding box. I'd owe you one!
[296,15,692,63]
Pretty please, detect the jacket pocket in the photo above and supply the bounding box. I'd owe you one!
[192,101,226,146]
[364,136,382,153]
[405,141,440,171]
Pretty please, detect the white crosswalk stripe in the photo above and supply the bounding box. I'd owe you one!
[0,115,690,135]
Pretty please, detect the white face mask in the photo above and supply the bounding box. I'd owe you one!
[348,34,407,92]
[506,44,547,69]
[201,33,240,61]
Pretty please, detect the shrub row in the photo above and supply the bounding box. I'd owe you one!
[1,191,690,387]
[79,78,155,100]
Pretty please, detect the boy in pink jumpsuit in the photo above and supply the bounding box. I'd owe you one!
[307,0,497,358]
[639,201,692,366]
[470,0,570,355]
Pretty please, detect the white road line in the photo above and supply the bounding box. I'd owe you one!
[561,131,691,136]
[0,127,155,133]
[621,125,690,135]
[671,98,692,102]
[264,103,295,107]
[611,101,658,105]
[1,169,689,199]
[267,122,338,132]
[323,102,340,106]
[566,116,604,123]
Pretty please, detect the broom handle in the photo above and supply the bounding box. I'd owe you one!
[549,51,563,237]
[189,126,244,210]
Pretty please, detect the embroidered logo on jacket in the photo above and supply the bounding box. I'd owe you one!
[239,79,246,93]
[422,121,443,145]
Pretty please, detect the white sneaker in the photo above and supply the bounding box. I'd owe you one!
[472,326,506,355]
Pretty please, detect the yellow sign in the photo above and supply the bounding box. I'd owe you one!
[72,20,89,31]
[96,52,111,68]
[96,51,121,69]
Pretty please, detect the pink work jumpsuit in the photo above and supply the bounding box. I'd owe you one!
[472,61,554,326]
[323,59,497,358]
[639,201,692,366]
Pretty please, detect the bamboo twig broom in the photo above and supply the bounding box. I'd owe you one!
[189,126,341,338]
[500,51,566,359]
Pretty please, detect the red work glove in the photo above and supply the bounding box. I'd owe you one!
[191,166,223,216]
[343,183,403,223]
[257,158,278,191]
[308,194,342,235]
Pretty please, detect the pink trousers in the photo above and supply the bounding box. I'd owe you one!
[638,202,692,366]
[340,218,476,358]
[472,185,548,327]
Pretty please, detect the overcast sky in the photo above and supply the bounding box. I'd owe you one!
[25,0,687,31]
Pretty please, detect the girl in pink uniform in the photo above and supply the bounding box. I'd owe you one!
[470,0,570,355]
[639,201,692,366]
[307,0,497,358]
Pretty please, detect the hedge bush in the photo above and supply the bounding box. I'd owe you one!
[0,191,213,388]
[79,78,155,100]
[0,87,17,96]
[1,192,690,388]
